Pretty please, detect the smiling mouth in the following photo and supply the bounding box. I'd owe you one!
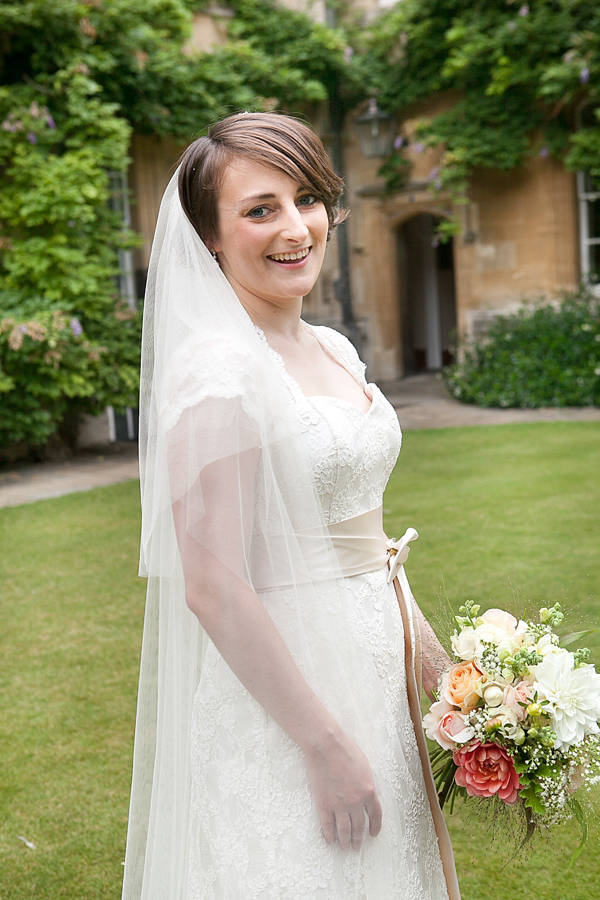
[267,247,311,263]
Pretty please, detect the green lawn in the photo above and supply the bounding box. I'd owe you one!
[0,421,598,899]
[0,481,146,899]
[385,422,600,900]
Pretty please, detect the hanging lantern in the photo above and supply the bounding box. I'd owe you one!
[353,98,395,158]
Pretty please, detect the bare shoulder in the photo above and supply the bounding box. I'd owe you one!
[309,325,367,384]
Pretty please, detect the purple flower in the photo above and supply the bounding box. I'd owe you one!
[27,131,37,144]
[19,324,27,333]
[539,146,549,158]
[428,166,440,181]
[70,317,83,337]
[518,5,529,15]
[46,114,56,130]
[393,135,404,150]
[413,141,425,154]
[581,67,590,84]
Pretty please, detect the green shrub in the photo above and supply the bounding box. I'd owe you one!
[0,300,141,451]
[444,291,600,408]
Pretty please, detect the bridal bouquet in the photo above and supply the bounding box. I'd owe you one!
[424,601,600,855]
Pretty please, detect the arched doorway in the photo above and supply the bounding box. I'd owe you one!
[396,213,457,373]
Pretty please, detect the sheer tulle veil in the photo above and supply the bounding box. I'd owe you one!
[122,170,407,899]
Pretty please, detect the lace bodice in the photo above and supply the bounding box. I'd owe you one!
[255,324,402,524]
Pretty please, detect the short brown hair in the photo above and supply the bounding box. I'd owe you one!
[178,112,347,246]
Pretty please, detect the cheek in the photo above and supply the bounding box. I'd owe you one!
[313,212,330,252]
[315,208,329,236]
[222,227,268,267]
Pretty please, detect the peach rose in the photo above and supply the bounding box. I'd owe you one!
[423,700,475,750]
[443,661,485,711]
[453,741,521,804]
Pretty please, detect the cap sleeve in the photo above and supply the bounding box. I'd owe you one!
[160,335,261,433]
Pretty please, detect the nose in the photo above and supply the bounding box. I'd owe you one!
[280,203,309,243]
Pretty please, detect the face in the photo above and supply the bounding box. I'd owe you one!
[212,157,329,312]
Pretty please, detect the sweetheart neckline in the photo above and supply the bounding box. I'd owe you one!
[253,322,374,416]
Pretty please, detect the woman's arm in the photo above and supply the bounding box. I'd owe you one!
[170,447,382,852]
[415,602,452,700]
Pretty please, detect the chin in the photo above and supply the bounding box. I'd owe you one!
[269,275,318,298]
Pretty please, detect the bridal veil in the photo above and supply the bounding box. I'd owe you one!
[121,171,403,899]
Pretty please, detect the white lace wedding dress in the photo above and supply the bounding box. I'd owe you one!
[186,325,449,900]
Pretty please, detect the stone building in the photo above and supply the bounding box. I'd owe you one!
[125,2,584,387]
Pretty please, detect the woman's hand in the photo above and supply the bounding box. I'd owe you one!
[304,728,382,851]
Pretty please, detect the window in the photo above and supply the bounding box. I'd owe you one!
[108,169,137,308]
[576,104,600,291]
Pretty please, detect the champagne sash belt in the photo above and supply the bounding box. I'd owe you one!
[250,507,389,591]
[327,506,388,577]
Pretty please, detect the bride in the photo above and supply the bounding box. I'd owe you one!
[122,112,460,900]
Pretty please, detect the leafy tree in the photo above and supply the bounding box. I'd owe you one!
[359,0,600,194]
[0,0,354,455]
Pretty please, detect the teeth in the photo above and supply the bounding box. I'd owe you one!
[269,247,310,262]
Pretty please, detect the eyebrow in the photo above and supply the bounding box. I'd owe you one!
[239,187,311,205]
[240,193,277,204]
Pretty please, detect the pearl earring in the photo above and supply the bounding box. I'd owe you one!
[211,249,218,261]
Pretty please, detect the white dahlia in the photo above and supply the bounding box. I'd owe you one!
[533,652,600,750]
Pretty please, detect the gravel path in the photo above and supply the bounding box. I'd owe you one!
[0,444,139,509]
[384,374,600,431]
[1,376,599,508]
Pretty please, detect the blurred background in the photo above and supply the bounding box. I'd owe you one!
[1,0,599,461]
[1,2,599,898]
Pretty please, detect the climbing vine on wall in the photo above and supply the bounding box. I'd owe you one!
[358,0,600,194]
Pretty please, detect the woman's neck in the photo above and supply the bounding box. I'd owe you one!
[241,294,305,344]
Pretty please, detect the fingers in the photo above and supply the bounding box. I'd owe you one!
[349,807,366,851]
[366,794,383,838]
[334,806,369,852]
[335,812,352,850]
[320,809,336,845]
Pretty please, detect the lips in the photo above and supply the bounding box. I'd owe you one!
[267,246,311,264]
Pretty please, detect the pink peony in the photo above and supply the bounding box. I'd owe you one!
[453,741,521,804]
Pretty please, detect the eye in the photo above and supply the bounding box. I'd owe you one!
[297,194,318,207]
[246,205,271,219]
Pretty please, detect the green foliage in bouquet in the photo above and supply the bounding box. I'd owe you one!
[444,291,600,409]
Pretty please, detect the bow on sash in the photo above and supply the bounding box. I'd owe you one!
[386,527,419,584]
